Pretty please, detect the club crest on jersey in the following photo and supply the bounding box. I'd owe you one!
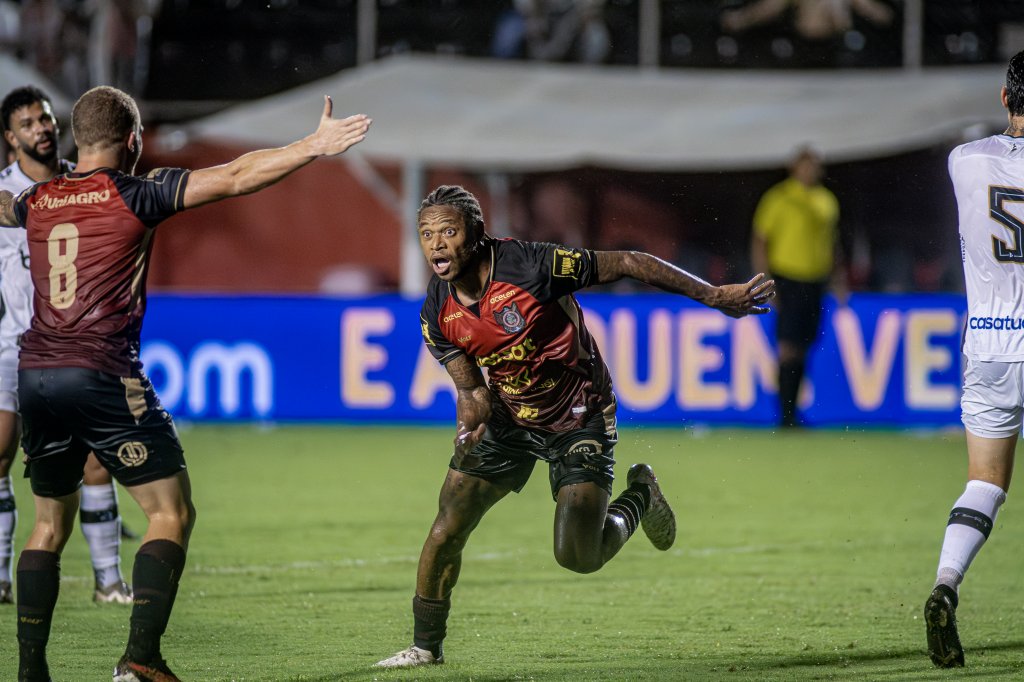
[494,302,525,334]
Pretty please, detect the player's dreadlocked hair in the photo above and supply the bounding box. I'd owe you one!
[419,185,486,243]
[1007,50,1024,117]
[1,85,51,132]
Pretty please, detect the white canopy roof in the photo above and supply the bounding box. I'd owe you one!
[176,54,1006,172]
[0,54,72,116]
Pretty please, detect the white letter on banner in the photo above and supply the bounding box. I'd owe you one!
[904,310,959,409]
[610,308,672,410]
[677,310,729,409]
[188,342,273,416]
[410,345,457,408]
[340,308,394,407]
[731,317,775,409]
[833,307,902,411]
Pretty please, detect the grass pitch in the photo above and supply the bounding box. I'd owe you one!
[1,425,1022,681]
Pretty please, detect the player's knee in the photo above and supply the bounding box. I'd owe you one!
[554,548,602,574]
[30,518,74,552]
[183,500,197,535]
[426,523,466,552]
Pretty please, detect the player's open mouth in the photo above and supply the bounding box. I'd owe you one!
[432,257,451,276]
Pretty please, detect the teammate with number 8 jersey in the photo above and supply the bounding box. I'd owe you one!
[0,85,370,682]
[12,165,188,376]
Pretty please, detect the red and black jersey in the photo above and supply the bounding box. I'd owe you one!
[12,166,190,376]
[421,238,613,433]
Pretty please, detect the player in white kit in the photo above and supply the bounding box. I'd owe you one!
[0,86,132,606]
[924,51,1024,668]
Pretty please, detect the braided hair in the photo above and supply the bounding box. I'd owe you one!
[419,185,487,244]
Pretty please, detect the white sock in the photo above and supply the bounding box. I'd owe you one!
[80,483,123,588]
[936,479,1007,591]
[0,475,14,583]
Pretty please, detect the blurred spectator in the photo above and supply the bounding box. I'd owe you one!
[90,0,157,94]
[492,0,611,64]
[0,1,19,54]
[749,146,842,428]
[721,0,894,41]
[20,0,65,78]
[59,2,92,95]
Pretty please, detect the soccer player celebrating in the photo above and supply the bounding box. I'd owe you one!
[0,85,135,609]
[376,185,775,668]
[925,50,1024,668]
[0,86,369,682]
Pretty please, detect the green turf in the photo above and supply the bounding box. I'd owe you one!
[1,425,1021,681]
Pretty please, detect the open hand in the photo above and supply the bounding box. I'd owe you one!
[453,421,487,469]
[712,273,776,318]
[309,96,371,157]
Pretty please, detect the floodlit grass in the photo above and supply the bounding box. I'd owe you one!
[1,425,1022,680]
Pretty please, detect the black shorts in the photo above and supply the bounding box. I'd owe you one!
[773,274,826,349]
[452,398,618,500]
[19,367,186,498]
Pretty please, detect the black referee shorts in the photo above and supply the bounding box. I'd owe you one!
[19,367,186,498]
[772,274,827,349]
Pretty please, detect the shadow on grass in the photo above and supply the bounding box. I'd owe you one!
[294,640,1024,682]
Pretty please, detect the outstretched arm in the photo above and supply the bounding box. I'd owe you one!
[446,354,492,466]
[595,250,775,318]
[183,96,371,209]
[720,0,789,32]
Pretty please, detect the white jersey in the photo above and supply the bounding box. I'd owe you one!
[0,161,38,344]
[951,134,1024,361]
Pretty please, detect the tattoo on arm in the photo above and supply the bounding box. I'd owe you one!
[0,191,17,227]
[596,250,717,304]
[446,354,491,426]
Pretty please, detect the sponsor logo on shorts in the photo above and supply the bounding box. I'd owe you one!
[968,316,1024,331]
[117,441,149,467]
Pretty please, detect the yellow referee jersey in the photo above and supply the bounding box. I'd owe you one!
[753,177,839,282]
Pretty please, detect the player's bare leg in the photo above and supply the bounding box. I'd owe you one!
[82,453,133,604]
[17,490,79,682]
[926,430,1016,668]
[553,466,675,574]
[0,408,18,605]
[113,471,196,682]
[376,469,510,668]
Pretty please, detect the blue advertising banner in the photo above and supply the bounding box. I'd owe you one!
[140,293,967,427]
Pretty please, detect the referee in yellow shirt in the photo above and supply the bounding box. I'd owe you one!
[750,146,841,428]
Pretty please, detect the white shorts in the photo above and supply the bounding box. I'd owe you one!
[961,358,1024,438]
[0,344,17,412]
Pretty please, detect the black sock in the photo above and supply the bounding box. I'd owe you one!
[126,540,186,663]
[778,358,805,426]
[607,482,651,537]
[17,550,60,680]
[412,595,450,658]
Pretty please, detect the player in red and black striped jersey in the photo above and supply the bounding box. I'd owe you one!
[377,185,775,669]
[0,85,370,682]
